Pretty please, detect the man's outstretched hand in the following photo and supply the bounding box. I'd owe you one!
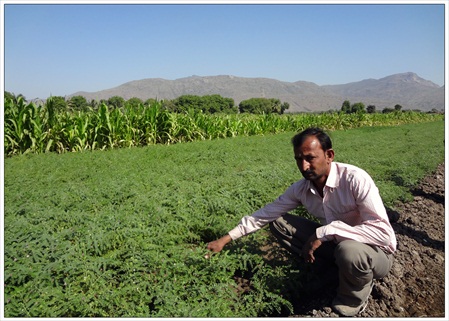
[207,234,232,253]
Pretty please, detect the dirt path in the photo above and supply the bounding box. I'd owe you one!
[257,163,445,317]
[364,162,446,318]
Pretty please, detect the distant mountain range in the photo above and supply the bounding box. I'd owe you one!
[70,72,445,112]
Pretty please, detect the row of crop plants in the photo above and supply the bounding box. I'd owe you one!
[4,97,444,157]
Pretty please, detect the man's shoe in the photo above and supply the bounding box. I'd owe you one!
[331,281,373,317]
[331,297,369,317]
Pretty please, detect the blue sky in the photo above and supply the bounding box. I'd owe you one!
[2,1,446,100]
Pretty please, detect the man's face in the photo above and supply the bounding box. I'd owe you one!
[294,136,333,183]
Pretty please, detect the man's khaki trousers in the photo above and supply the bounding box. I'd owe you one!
[269,214,394,306]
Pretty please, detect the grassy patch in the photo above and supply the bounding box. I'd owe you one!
[330,122,445,204]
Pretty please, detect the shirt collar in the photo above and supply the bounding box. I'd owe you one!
[325,162,339,189]
[306,162,339,195]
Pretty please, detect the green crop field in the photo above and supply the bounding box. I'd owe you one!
[3,120,445,317]
[4,97,443,156]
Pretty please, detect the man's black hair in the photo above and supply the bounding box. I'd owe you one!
[291,127,332,151]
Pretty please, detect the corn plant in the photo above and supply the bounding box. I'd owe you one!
[4,97,49,155]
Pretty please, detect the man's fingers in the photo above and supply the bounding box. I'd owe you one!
[207,241,222,253]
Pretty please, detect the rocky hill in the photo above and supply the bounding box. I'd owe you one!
[70,72,444,113]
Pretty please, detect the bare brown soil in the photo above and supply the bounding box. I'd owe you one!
[245,163,446,317]
[363,162,446,318]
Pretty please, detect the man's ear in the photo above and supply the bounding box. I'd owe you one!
[326,149,335,162]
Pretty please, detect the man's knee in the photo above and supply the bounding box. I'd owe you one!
[334,240,372,274]
[269,217,288,237]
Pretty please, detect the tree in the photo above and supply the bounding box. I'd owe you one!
[367,105,376,114]
[280,102,290,114]
[184,95,202,112]
[68,95,88,111]
[108,96,125,109]
[268,99,290,114]
[341,100,366,114]
[394,104,402,111]
[201,94,235,113]
[341,100,351,114]
[145,98,158,106]
[127,97,144,109]
[239,98,270,114]
[173,95,202,113]
[49,96,67,112]
[351,102,366,113]
[239,97,287,114]
[172,94,236,114]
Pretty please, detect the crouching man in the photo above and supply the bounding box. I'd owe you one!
[207,127,396,317]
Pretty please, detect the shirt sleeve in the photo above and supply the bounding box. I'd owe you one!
[315,170,396,253]
[228,182,302,240]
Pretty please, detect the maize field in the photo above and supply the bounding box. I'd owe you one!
[4,97,444,157]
